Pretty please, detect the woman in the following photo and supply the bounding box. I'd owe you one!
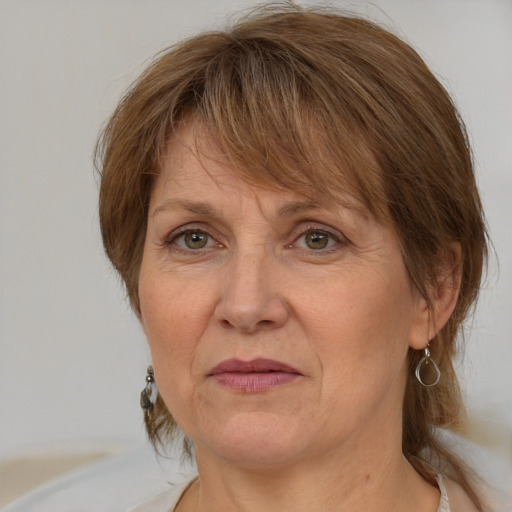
[97,5,489,511]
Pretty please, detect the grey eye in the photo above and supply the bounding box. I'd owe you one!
[178,231,210,249]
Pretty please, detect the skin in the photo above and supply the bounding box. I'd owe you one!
[138,120,460,512]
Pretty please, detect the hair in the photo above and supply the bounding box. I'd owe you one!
[96,4,488,508]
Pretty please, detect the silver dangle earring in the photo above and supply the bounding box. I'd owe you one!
[140,365,158,411]
[415,344,441,387]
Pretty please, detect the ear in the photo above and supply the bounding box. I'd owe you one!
[409,243,462,350]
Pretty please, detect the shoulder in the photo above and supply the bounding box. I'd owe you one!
[128,479,194,512]
[444,478,480,512]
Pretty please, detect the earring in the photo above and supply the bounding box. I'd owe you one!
[140,365,158,411]
[415,344,441,387]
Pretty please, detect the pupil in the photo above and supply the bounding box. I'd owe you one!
[306,232,328,249]
[186,232,207,248]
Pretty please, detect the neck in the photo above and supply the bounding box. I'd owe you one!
[180,420,439,512]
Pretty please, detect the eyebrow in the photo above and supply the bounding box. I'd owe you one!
[152,199,324,219]
[152,198,370,228]
[277,200,323,217]
[152,199,217,218]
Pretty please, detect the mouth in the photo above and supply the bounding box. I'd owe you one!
[208,358,303,393]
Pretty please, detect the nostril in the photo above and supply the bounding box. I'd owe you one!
[218,317,275,334]
[220,319,234,329]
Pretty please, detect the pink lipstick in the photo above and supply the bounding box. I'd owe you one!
[208,358,302,392]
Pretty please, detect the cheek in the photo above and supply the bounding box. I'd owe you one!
[312,278,414,342]
[139,266,211,340]
[304,269,415,382]
[301,278,413,436]
[138,272,208,395]
[138,261,232,410]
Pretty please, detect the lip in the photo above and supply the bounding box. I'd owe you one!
[208,358,302,393]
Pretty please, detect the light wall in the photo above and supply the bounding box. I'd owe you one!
[1,0,510,493]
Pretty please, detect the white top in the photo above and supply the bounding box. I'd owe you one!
[128,479,192,512]
[436,474,451,512]
[128,474,452,512]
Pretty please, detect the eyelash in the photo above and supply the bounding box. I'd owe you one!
[163,223,346,253]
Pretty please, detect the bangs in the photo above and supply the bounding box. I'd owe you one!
[157,30,389,218]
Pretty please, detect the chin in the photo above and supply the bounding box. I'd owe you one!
[194,412,310,468]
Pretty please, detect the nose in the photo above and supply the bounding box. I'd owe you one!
[214,251,289,334]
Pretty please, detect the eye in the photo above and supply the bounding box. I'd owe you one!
[170,229,216,250]
[295,229,339,250]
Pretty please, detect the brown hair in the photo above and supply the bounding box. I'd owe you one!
[96,4,488,508]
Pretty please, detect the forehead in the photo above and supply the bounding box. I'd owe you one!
[153,134,320,219]
[154,118,378,218]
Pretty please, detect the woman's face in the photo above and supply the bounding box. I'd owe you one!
[139,121,428,469]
